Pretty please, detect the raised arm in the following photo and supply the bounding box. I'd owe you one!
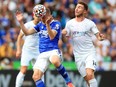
[45,16,57,40]
[16,10,36,35]
[16,31,24,58]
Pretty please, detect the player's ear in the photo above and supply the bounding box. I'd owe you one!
[84,9,87,14]
[84,10,88,16]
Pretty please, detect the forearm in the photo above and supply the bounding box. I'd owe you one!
[62,29,68,43]
[46,24,55,40]
[17,43,22,52]
[62,35,68,43]
[16,40,22,54]
[19,21,29,35]
[16,35,23,52]
[16,36,23,58]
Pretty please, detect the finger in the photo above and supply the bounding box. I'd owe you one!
[47,16,52,19]
[47,16,53,22]
[102,35,105,38]
[16,10,22,15]
[49,16,53,20]
[16,10,19,14]
[100,34,103,37]
[16,54,18,58]
[47,17,51,21]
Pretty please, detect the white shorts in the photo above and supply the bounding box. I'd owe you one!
[33,49,62,73]
[21,48,39,66]
[75,53,97,77]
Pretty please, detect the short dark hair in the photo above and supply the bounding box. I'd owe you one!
[46,8,51,15]
[78,1,88,11]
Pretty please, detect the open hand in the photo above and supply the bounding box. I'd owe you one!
[16,10,24,22]
[45,16,53,25]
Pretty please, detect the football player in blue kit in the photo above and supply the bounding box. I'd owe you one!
[16,5,74,87]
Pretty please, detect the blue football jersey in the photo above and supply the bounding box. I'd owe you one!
[34,20,61,53]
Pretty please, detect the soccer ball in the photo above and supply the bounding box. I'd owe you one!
[33,5,46,18]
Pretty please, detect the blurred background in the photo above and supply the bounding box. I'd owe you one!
[0,0,116,87]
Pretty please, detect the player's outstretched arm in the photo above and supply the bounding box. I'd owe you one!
[16,10,36,35]
[16,31,24,58]
[95,32,105,41]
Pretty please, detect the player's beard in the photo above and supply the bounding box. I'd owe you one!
[76,13,83,17]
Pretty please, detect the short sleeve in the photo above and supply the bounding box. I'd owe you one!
[51,21,61,39]
[91,22,99,34]
[51,22,61,33]
[65,22,71,36]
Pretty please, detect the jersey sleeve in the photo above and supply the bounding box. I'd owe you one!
[65,21,71,36]
[51,22,61,33]
[34,23,40,32]
[51,21,61,38]
[20,23,28,34]
[91,21,99,34]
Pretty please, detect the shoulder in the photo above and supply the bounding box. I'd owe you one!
[67,18,75,23]
[51,20,61,27]
[36,21,43,26]
[66,18,75,25]
[85,18,95,24]
[24,21,33,26]
[84,18,96,28]
[52,20,61,25]
[24,21,34,27]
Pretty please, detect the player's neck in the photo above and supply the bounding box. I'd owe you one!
[33,20,39,25]
[75,16,85,22]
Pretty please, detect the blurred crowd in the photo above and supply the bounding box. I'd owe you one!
[0,0,116,71]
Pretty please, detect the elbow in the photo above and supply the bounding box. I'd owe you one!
[50,37,54,40]
[23,32,29,36]
[49,36,55,40]
[24,33,28,36]
[62,39,68,43]
[62,29,67,35]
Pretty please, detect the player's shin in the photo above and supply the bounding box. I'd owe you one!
[56,64,72,84]
[15,72,25,87]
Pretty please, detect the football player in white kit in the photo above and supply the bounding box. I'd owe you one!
[62,1,105,87]
[15,5,44,87]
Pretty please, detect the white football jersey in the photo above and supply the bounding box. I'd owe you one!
[21,21,39,51]
[65,18,99,59]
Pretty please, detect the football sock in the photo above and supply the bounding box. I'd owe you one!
[35,79,45,87]
[89,78,97,87]
[41,75,44,82]
[87,84,89,87]
[57,64,72,84]
[15,72,25,87]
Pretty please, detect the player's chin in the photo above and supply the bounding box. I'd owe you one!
[75,14,79,17]
[76,14,83,17]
